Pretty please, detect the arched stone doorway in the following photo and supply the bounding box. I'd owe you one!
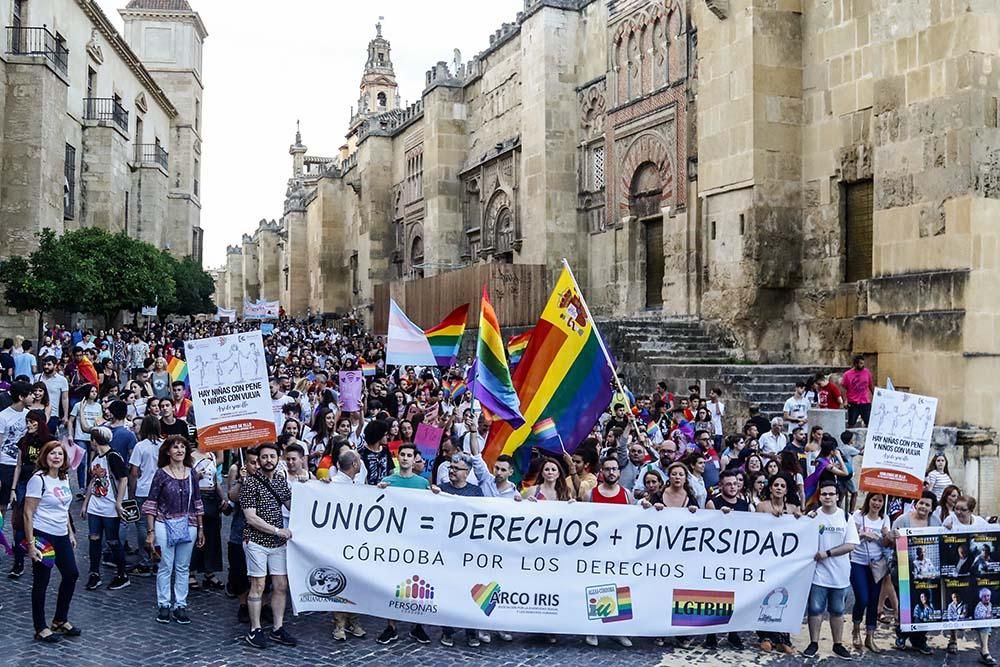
[630,161,665,308]
[410,235,424,279]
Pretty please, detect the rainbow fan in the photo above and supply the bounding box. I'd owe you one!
[21,537,55,568]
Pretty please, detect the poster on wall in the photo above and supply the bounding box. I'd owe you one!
[185,331,275,452]
[859,387,937,498]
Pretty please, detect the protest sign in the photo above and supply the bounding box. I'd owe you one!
[243,299,280,320]
[185,331,275,452]
[859,387,937,498]
[261,323,275,336]
[288,483,818,636]
[898,527,1000,632]
[413,422,443,463]
[339,370,364,412]
[141,305,158,317]
[216,307,237,322]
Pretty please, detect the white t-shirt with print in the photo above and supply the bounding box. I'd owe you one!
[0,406,27,465]
[26,473,74,536]
[87,450,128,518]
[813,507,860,588]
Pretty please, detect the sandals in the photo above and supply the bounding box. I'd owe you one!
[852,627,863,650]
[188,576,201,591]
[34,630,61,643]
[203,575,225,590]
[865,634,880,653]
[981,653,998,666]
[51,621,82,637]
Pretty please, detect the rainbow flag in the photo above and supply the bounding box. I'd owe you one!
[386,300,469,367]
[361,363,377,377]
[671,589,734,627]
[167,357,190,398]
[76,355,99,387]
[474,288,524,428]
[20,537,55,568]
[507,330,532,372]
[424,304,470,367]
[484,264,614,470]
[531,418,559,443]
[646,420,659,437]
[803,456,831,509]
[443,379,467,400]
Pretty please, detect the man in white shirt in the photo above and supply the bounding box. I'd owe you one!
[270,379,295,431]
[36,356,70,434]
[803,481,860,660]
[707,387,725,448]
[783,382,811,433]
[759,417,787,455]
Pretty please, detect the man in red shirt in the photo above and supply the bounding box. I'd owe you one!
[815,372,844,409]
[841,355,874,427]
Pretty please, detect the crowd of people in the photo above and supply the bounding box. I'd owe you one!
[0,317,994,663]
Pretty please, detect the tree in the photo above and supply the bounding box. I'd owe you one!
[163,254,216,317]
[0,228,176,328]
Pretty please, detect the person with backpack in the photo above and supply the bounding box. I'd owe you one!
[80,426,130,592]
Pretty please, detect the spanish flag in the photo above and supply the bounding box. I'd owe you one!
[484,265,614,469]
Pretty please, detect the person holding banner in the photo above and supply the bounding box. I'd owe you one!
[944,495,996,665]
[803,480,860,660]
[325,449,367,642]
[891,490,941,655]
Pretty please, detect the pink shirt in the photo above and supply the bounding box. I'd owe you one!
[842,368,873,404]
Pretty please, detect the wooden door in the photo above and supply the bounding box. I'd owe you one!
[645,217,664,308]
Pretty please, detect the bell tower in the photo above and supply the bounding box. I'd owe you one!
[357,18,400,117]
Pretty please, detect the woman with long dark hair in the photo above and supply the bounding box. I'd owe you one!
[23,440,79,642]
[8,410,51,578]
[850,492,891,652]
[142,435,205,624]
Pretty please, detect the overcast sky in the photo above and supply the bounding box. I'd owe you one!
[97,0,524,268]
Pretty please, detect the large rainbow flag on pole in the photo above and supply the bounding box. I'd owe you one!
[167,357,190,398]
[474,287,525,428]
[386,300,470,367]
[484,262,614,470]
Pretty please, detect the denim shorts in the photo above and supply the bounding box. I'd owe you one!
[808,584,848,616]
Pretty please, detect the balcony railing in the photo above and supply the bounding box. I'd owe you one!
[83,98,129,134]
[135,143,168,170]
[5,26,68,76]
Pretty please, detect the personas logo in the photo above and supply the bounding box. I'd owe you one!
[300,566,353,604]
[671,589,735,627]
[470,582,560,617]
[586,583,633,623]
[389,574,438,615]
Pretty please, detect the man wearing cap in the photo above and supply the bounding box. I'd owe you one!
[759,417,787,455]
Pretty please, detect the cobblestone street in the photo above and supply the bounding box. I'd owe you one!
[0,500,996,667]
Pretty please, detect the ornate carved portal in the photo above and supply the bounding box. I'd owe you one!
[619,133,674,216]
[460,147,520,262]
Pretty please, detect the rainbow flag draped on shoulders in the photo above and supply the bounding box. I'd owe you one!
[386,300,469,367]
[474,288,524,428]
[484,264,614,470]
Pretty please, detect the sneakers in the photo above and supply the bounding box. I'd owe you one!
[108,574,130,590]
[375,625,398,645]
[440,633,455,647]
[832,643,853,660]
[156,607,171,624]
[8,562,24,579]
[585,635,599,647]
[172,608,191,625]
[237,604,250,624]
[728,633,745,650]
[477,630,492,644]
[332,626,347,641]
[467,633,481,647]
[245,628,268,649]
[348,621,366,638]
[982,653,998,666]
[85,573,102,591]
[132,565,152,577]
[704,635,719,650]
[915,643,933,656]
[269,627,298,647]
[803,642,820,659]
[409,625,431,644]
[497,631,513,642]
[614,636,633,648]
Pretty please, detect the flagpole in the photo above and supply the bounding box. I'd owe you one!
[561,258,642,440]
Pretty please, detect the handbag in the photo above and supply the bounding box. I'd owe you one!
[870,556,890,583]
[164,472,194,547]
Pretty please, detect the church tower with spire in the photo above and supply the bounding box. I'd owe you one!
[349,19,400,135]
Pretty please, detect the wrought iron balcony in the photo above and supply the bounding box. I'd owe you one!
[83,97,129,134]
[135,143,168,170]
[5,26,68,76]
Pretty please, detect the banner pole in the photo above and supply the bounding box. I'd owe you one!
[560,259,642,441]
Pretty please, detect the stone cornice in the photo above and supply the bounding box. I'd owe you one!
[76,0,178,117]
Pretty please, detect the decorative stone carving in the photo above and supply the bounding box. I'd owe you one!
[86,29,104,64]
[705,0,729,20]
[579,84,606,139]
[618,132,674,215]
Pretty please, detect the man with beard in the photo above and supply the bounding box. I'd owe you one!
[704,469,749,650]
[240,442,297,650]
[583,458,633,648]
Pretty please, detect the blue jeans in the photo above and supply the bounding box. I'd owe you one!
[12,479,28,567]
[154,521,196,609]
[87,513,125,576]
[808,584,848,617]
[31,530,79,633]
[850,562,880,630]
[75,440,89,491]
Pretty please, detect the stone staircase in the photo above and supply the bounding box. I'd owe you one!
[599,317,842,423]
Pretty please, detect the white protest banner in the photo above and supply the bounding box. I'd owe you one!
[859,387,937,498]
[141,305,158,317]
[898,527,1000,632]
[288,483,818,636]
[338,370,364,412]
[216,307,237,322]
[184,331,275,453]
[243,299,280,320]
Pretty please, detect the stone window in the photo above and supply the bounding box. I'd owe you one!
[405,147,423,204]
[844,179,873,282]
[193,158,200,197]
[350,251,360,294]
[410,236,424,279]
[195,99,200,132]
[593,145,605,189]
[377,92,387,108]
[64,143,76,220]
